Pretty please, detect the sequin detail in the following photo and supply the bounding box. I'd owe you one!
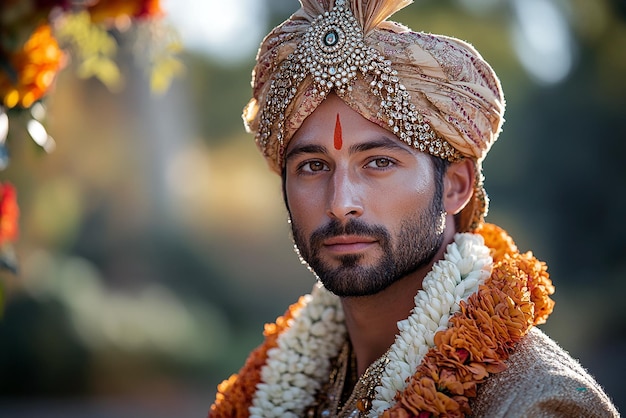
[256,0,461,165]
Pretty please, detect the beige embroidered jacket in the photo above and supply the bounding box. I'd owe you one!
[470,328,619,417]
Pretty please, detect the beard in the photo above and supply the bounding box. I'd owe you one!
[290,193,446,297]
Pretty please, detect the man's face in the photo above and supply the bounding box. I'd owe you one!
[284,94,446,297]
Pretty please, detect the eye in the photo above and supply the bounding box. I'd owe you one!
[299,160,329,173]
[365,157,395,169]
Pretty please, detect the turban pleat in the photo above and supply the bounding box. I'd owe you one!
[244,0,505,231]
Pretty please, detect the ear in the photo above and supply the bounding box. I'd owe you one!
[443,159,475,215]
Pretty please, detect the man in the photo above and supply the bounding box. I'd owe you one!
[209,0,619,416]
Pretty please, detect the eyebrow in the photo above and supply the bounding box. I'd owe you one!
[285,144,329,162]
[285,136,412,162]
[349,136,413,155]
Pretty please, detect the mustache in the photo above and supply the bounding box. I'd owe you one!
[309,219,391,248]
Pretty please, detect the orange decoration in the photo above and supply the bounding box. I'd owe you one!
[0,24,64,109]
[473,222,518,262]
[87,0,162,23]
[383,223,555,417]
[0,183,19,245]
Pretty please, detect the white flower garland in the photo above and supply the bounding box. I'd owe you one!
[249,285,346,418]
[249,232,493,418]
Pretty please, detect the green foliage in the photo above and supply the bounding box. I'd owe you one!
[150,45,185,94]
[185,54,256,142]
[54,11,122,91]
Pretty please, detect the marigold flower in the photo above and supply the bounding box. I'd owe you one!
[515,251,555,325]
[87,0,162,23]
[398,375,458,415]
[475,222,518,262]
[386,225,550,417]
[0,24,63,109]
[435,319,498,364]
[0,182,19,245]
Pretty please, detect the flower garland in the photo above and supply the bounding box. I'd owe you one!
[0,0,171,110]
[0,0,182,301]
[249,285,347,418]
[381,224,555,417]
[208,223,555,418]
[1,0,182,164]
[369,233,492,416]
[210,296,308,418]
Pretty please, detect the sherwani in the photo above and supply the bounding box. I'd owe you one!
[470,328,619,417]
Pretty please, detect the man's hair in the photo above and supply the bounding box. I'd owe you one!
[281,154,450,218]
[431,155,450,201]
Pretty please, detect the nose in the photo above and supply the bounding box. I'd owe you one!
[326,169,363,221]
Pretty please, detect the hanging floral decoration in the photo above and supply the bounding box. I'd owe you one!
[0,182,19,248]
[0,181,19,302]
[0,0,183,168]
[0,1,183,284]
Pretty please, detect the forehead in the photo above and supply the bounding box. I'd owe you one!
[287,94,403,150]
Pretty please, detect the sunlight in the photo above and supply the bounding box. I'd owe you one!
[511,0,573,84]
[162,0,267,62]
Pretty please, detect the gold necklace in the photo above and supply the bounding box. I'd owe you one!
[307,341,391,418]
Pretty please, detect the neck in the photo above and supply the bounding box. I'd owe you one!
[341,220,457,376]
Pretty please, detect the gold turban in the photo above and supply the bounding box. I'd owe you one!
[243,0,505,232]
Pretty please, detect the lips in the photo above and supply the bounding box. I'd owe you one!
[322,235,377,254]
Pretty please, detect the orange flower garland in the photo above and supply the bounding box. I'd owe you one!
[0,182,19,245]
[0,24,64,109]
[209,296,308,418]
[383,224,555,417]
[477,222,554,325]
[208,224,555,418]
[474,222,517,262]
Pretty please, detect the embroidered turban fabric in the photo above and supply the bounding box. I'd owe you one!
[243,0,506,231]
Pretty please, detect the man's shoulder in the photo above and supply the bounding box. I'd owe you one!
[470,327,620,417]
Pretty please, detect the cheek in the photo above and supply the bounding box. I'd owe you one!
[375,171,434,218]
[286,182,324,229]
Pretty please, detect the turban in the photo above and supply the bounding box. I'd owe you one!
[243,0,505,231]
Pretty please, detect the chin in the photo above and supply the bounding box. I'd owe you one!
[317,270,398,298]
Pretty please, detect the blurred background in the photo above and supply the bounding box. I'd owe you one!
[0,0,624,416]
